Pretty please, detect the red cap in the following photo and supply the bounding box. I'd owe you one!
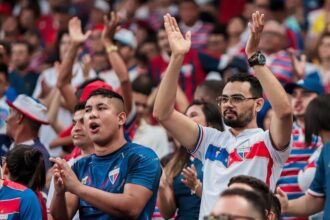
[80,80,113,102]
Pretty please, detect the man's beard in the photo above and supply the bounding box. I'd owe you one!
[223,108,254,128]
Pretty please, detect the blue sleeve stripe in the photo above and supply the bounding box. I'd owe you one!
[189,125,203,154]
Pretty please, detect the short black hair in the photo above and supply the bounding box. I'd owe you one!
[211,24,229,41]
[87,88,124,103]
[220,188,267,220]
[0,63,8,81]
[74,102,86,113]
[270,193,281,220]
[12,40,33,55]
[226,73,263,98]
[305,94,330,145]
[132,75,153,96]
[179,0,198,7]
[198,80,225,99]
[228,175,271,212]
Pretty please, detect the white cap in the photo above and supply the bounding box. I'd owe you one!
[94,0,110,13]
[6,95,49,124]
[114,28,137,49]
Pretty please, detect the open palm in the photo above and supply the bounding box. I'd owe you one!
[245,11,264,58]
[69,17,91,44]
[164,14,191,56]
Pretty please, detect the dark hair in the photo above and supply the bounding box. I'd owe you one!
[132,75,153,96]
[179,0,198,7]
[0,63,8,81]
[212,24,229,41]
[187,100,224,131]
[226,73,263,98]
[12,40,33,55]
[5,145,46,191]
[25,117,41,133]
[197,80,225,102]
[228,175,272,212]
[220,188,267,220]
[270,193,281,220]
[74,102,86,113]
[305,94,330,145]
[87,88,124,103]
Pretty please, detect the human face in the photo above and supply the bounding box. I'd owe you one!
[133,92,148,120]
[210,196,261,219]
[291,87,317,118]
[179,2,199,26]
[220,82,258,128]
[0,73,8,97]
[71,110,93,149]
[207,34,227,55]
[186,105,207,126]
[5,108,20,138]
[11,44,30,71]
[157,30,171,54]
[259,23,285,54]
[84,95,125,147]
[318,36,330,61]
[118,43,135,63]
[227,17,245,38]
[59,33,71,60]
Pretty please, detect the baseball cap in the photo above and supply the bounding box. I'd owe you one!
[93,0,110,13]
[285,73,324,95]
[6,95,49,124]
[80,80,114,102]
[114,29,137,49]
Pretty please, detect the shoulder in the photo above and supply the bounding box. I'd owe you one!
[3,179,28,192]
[126,142,159,159]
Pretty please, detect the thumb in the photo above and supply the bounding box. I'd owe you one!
[276,186,286,197]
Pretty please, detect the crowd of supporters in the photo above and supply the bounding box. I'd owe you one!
[0,0,330,219]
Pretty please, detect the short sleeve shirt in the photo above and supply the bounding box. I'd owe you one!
[71,142,162,220]
[189,125,291,219]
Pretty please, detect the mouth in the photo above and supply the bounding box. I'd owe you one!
[224,110,237,117]
[89,122,100,134]
[72,134,85,139]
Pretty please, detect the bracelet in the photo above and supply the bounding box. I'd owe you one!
[106,45,118,53]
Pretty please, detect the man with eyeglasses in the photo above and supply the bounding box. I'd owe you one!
[153,11,292,219]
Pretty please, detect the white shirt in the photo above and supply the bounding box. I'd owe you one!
[190,125,291,220]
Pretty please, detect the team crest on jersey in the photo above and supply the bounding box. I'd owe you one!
[237,141,251,159]
[108,167,120,185]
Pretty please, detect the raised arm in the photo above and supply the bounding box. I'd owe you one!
[153,14,199,150]
[246,11,293,150]
[102,12,132,114]
[57,17,91,112]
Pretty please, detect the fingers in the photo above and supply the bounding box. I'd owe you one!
[276,186,286,197]
[185,31,191,42]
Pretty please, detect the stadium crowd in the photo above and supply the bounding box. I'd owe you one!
[0,0,330,219]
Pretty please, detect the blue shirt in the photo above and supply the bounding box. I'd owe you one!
[0,179,42,220]
[8,70,39,96]
[309,141,330,218]
[173,157,203,220]
[72,142,162,220]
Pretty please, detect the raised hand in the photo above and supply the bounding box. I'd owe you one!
[102,11,121,45]
[181,164,200,191]
[68,17,91,44]
[276,187,289,213]
[164,14,191,56]
[245,11,265,58]
[288,48,306,81]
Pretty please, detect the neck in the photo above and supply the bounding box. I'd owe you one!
[228,36,240,46]
[125,58,137,69]
[321,59,330,70]
[94,132,127,156]
[14,128,38,144]
[230,121,258,136]
[320,130,330,143]
[80,145,95,156]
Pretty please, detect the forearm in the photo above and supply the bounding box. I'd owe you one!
[285,194,324,217]
[50,192,70,220]
[74,184,142,219]
[157,185,176,219]
[253,66,292,117]
[176,85,189,113]
[153,54,184,121]
[57,43,80,88]
[106,44,132,114]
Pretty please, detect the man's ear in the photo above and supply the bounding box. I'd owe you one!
[17,112,24,124]
[255,98,264,113]
[118,111,126,126]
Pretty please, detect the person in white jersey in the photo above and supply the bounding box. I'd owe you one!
[153,12,293,220]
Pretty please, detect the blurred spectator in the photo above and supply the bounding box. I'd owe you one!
[0,146,45,220]
[193,79,225,104]
[316,32,330,92]
[208,188,267,220]
[277,94,330,218]
[126,75,169,158]
[0,16,20,43]
[277,73,323,220]
[226,16,247,56]
[178,0,214,50]
[9,40,39,96]
[87,0,110,30]
[5,94,51,171]
[0,63,11,155]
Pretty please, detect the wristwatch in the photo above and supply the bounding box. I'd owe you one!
[106,45,118,53]
[248,51,266,67]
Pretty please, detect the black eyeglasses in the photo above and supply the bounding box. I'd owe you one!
[216,95,258,105]
[204,213,255,220]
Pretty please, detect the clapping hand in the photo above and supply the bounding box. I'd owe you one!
[68,17,91,45]
[102,11,121,46]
